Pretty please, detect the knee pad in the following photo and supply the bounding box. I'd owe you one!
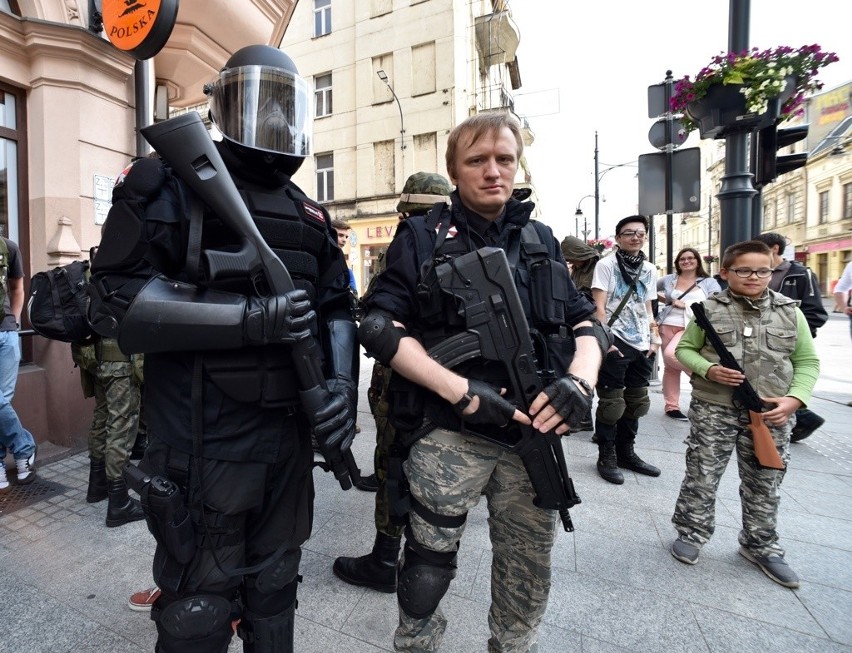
[623,387,650,419]
[238,603,296,653]
[254,548,302,595]
[397,538,457,620]
[596,387,625,425]
[155,594,233,652]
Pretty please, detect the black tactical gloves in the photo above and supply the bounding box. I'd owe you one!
[306,378,360,488]
[243,289,315,345]
[452,379,517,427]
[542,374,593,430]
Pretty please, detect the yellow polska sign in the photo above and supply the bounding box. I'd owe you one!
[102,0,179,60]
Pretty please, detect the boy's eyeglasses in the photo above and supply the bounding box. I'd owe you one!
[618,230,647,239]
[727,267,773,279]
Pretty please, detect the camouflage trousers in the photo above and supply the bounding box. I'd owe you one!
[88,361,141,481]
[368,362,405,538]
[396,428,557,653]
[672,400,791,557]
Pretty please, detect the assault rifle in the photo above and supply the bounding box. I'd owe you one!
[428,247,582,532]
[690,302,785,470]
[140,112,360,490]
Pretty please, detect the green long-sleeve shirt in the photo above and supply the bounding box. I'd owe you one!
[676,295,819,407]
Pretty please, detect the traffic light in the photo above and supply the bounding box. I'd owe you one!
[752,123,809,188]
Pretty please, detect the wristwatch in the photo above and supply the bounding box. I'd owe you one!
[566,373,593,397]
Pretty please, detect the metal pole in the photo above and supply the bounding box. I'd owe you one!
[718,0,755,252]
[594,132,600,239]
[664,70,675,274]
[134,60,154,158]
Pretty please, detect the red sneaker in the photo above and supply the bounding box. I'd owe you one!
[128,587,161,611]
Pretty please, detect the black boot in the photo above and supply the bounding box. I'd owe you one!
[105,478,146,527]
[332,532,401,593]
[86,459,108,503]
[596,444,624,485]
[790,408,824,443]
[616,443,661,477]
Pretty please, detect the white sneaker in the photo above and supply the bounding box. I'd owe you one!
[16,446,36,484]
[0,463,9,492]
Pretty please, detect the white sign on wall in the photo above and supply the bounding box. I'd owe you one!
[93,174,113,225]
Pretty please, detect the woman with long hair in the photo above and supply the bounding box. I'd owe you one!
[656,248,721,420]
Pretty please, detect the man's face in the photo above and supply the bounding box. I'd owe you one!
[614,221,647,255]
[449,126,519,221]
[720,252,774,298]
[336,229,350,250]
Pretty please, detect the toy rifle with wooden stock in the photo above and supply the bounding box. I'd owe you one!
[140,111,360,490]
[426,246,582,532]
[690,302,785,470]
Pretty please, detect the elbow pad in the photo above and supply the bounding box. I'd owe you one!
[358,309,406,365]
[573,318,614,359]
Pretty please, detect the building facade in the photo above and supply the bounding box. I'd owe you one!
[1,0,295,451]
[281,0,530,292]
[660,80,852,292]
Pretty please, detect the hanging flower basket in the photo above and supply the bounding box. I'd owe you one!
[685,81,784,139]
[588,238,613,253]
[703,254,719,264]
[671,45,839,140]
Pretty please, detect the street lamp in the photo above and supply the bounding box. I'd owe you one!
[575,195,594,239]
[377,69,405,180]
[588,132,637,239]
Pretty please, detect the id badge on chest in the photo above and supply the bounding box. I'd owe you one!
[744,325,753,337]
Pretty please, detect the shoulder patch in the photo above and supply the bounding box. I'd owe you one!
[114,162,135,188]
[303,203,326,224]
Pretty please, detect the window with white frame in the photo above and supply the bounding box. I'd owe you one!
[316,153,334,202]
[843,182,852,219]
[315,73,332,117]
[786,193,796,224]
[411,42,436,96]
[818,190,830,224]
[314,0,331,37]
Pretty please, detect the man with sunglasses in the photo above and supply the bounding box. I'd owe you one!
[590,216,662,484]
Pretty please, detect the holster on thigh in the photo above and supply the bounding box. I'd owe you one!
[595,387,625,426]
[623,387,650,419]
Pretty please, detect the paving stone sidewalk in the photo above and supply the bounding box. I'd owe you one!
[1,308,850,652]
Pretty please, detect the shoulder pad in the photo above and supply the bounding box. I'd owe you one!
[112,157,166,202]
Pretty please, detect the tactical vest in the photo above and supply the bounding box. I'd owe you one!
[390,203,578,430]
[690,290,799,406]
[197,181,346,407]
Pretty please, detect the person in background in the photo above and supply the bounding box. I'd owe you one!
[333,171,453,594]
[331,218,358,295]
[0,236,37,492]
[330,217,371,482]
[753,233,827,442]
[561,235,601,432]
[671,240,819,589]
[71,334,144,527]
[656,247,721,421]
[833,258,852,339]
[591,215,661,484]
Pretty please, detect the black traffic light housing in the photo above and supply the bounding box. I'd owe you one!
[751,123,809,188]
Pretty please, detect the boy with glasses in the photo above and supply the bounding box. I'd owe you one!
[670,240,819,588]
[591,216,661,484]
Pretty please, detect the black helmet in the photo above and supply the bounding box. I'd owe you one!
[205,45,312,177]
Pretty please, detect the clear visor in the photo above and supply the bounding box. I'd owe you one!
[206,65,312,157]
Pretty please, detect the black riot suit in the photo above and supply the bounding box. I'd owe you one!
[88,45,358,653]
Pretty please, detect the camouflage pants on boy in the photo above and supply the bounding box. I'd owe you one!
[672,400,791,558]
